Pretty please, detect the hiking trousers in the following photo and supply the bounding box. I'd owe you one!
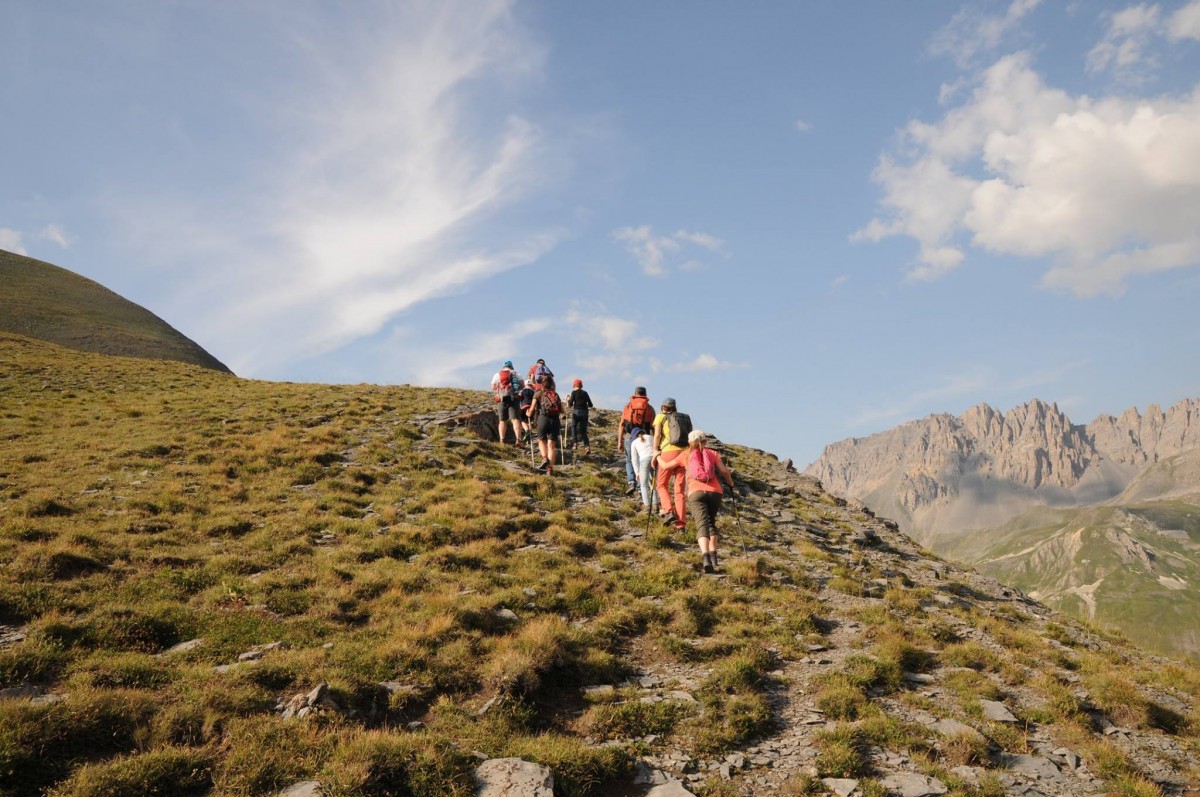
[636,455,655,509]
[572,413,590,448]
[623,433,637,486]
[655,449,687,523]
[687,490,722,540]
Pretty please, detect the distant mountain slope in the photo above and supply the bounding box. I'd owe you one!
[806,398,1200,659]
[0,248,231,373]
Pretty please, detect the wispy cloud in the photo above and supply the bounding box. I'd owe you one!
[612,225,728,277]
[37,224,71,248]
[410,317,552,387]
[104,2,563,377]
[795,119,813,133]
[0,228,26,255]
[928,0,1042,67]
[1087,3,1163,83]
[856,51,1200,296]
[848,368,995,429]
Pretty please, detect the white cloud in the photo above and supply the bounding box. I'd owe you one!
[929,0,1042,67]
[37,224,71,248]
[1169,0,1200,39]
[795,119,813,133]
[0,228,27,255]
[857,52,1200,296]
[613,225,727,277]
[105,2,563,376]
[669,353,745,373]
[1087,4,1162,82]
[562,307,658,380]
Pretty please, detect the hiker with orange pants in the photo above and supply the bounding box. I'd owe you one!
[657,429,734,573]
[652,397,690,529]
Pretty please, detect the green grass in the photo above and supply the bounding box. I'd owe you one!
[2,334,1200,796]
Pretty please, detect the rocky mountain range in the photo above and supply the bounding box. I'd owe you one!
[807,398,1200,660]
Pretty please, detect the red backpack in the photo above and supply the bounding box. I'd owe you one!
[540,389,562,416]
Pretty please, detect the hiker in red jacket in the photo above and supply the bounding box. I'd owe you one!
[617,387,654,494]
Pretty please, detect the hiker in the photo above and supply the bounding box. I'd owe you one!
[490,361,523,445]
[528,358,554,386]
[629,426,656,510]
[617,387,655,495]
[567,378,594,455]
[529,375,562,474]
[519,378,536,434]
[652,397,691,529]
[658,430,734,573]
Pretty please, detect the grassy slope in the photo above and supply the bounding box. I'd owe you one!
[0,249,231,373]
[959,497,1200,661]
[2,334,1199,797]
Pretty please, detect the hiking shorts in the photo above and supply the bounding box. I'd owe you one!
[536,414,561,441]
[499,398,521,422]
[687,491,722,539]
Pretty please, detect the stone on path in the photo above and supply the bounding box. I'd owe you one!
[277,782,323,797]
[878,772,948,797]
[475,758,554,797]
[645,781,698,797]
[930,718,985,742]
[1000,753,1063,780]
[0,686,43,701]
[822,777,860,797]
[979,699,1019,722]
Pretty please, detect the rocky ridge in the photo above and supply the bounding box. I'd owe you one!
[807,398,1200,538]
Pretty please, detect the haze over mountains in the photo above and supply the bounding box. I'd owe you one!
[0,249,231,374]
[808,398,1200,659]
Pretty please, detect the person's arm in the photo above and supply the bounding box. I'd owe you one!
[716,456,735,492]
[586,392,594,409]
[651,420,663,456]
[617,407,628,450]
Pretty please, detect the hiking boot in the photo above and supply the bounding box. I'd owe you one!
[674,521,686,530]
[582,447,591,456]
[709,552,718,570]
[625,483,636,496]
[702,556,714,574]
[536,459,549,472]
[661,511,677,527]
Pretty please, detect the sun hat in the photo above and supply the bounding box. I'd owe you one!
[688,430,707,444]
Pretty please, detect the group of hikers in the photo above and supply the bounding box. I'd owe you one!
[491,362,736,574]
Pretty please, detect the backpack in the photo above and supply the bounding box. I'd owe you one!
[496,368,516,399]
[626,396,651,431]
[688,449,714,482]
[665,411,692,448]
[540,389,562,416]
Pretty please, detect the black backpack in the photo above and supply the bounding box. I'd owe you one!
[665,412,692,447]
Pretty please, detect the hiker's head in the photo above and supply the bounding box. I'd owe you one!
[662,397,677,412]
[573,378,583,389]
[504,360,513,369]
[629,426,642,439]
[633,386,646,397]
[688,430,708,449]
[543,376,556,391]
[537,359,546,365]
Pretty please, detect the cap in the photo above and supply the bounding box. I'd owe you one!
[634,386,647,397]
[662,397,676,410]
[688,430,707,444]
[504,360,514,369]
[629,426,643,438]
[573,378,583,388]
[536,358,546,365]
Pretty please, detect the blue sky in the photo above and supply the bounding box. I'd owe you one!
[4,1,1200,466]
